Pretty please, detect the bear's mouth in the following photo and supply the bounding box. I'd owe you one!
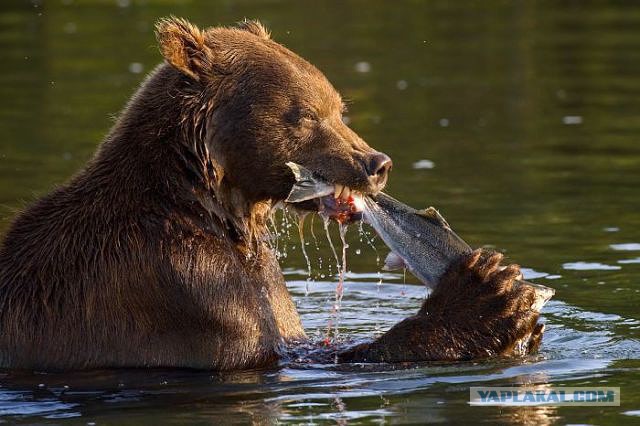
[305,191,366,224]
[284,162,367,224]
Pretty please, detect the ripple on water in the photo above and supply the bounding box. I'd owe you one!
[520,267,550,280]
[610,243,640,251]
[618,257,640,264]
[0,281,638,425]
[0,392,80,418]
[562,262,621,271]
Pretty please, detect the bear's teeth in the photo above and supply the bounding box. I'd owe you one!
[342,186,351,201]
[333,184,353,201]
[334,184,344,199]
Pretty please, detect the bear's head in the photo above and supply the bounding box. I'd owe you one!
[155,17,391,224]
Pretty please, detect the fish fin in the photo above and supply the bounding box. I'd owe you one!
[416,207,451,230]
[383,251,406,271]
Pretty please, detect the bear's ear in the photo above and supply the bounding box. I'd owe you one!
[236,19,271,40]
[155,16,212,81]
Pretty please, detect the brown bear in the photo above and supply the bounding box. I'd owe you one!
[0,17,543,371]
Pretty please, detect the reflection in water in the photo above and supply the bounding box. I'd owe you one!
[1,0,640,424]
[492,382,559,425]
[610,243,640,251]
[495,406,559,426]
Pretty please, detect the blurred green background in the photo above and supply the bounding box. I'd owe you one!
[2,0,640,314]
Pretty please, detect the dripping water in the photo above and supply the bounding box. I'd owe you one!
[296,213,313,295]
[317,215,352,345]
[309,215,324,279]
[358,221,380,266]
[322,215,341,275]
[336,222,349,305]
[268,214,281,258]
[279,209,292,259]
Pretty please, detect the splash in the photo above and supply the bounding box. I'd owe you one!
[358,221,380,266]
[315,214,353,345]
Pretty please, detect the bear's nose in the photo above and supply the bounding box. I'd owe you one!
[365,152,393,190]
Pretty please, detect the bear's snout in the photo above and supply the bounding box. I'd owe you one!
[364,152,392,193]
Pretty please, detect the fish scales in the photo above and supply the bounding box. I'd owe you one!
[363,193,472,287]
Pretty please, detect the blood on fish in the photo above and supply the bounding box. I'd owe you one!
[319,195,362,224]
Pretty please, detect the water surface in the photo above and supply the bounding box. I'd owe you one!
[1,0,640,424]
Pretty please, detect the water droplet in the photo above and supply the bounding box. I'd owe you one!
[562,115,583,125]
[63,22,77,34]
[129,62,144,74]
[354,61,371,73]
[412,159,434,170]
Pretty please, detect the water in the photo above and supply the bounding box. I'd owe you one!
[1,0,640,424]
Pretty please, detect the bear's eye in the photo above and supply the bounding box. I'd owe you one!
[299,109,317,123]
[284,107,318,126]
[284,107,319,127]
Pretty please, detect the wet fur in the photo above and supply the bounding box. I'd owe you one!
[0,18,544,370]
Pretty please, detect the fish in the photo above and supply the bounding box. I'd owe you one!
[363,193,555,310]
[362,192,472,287]
[285,162,555,311]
